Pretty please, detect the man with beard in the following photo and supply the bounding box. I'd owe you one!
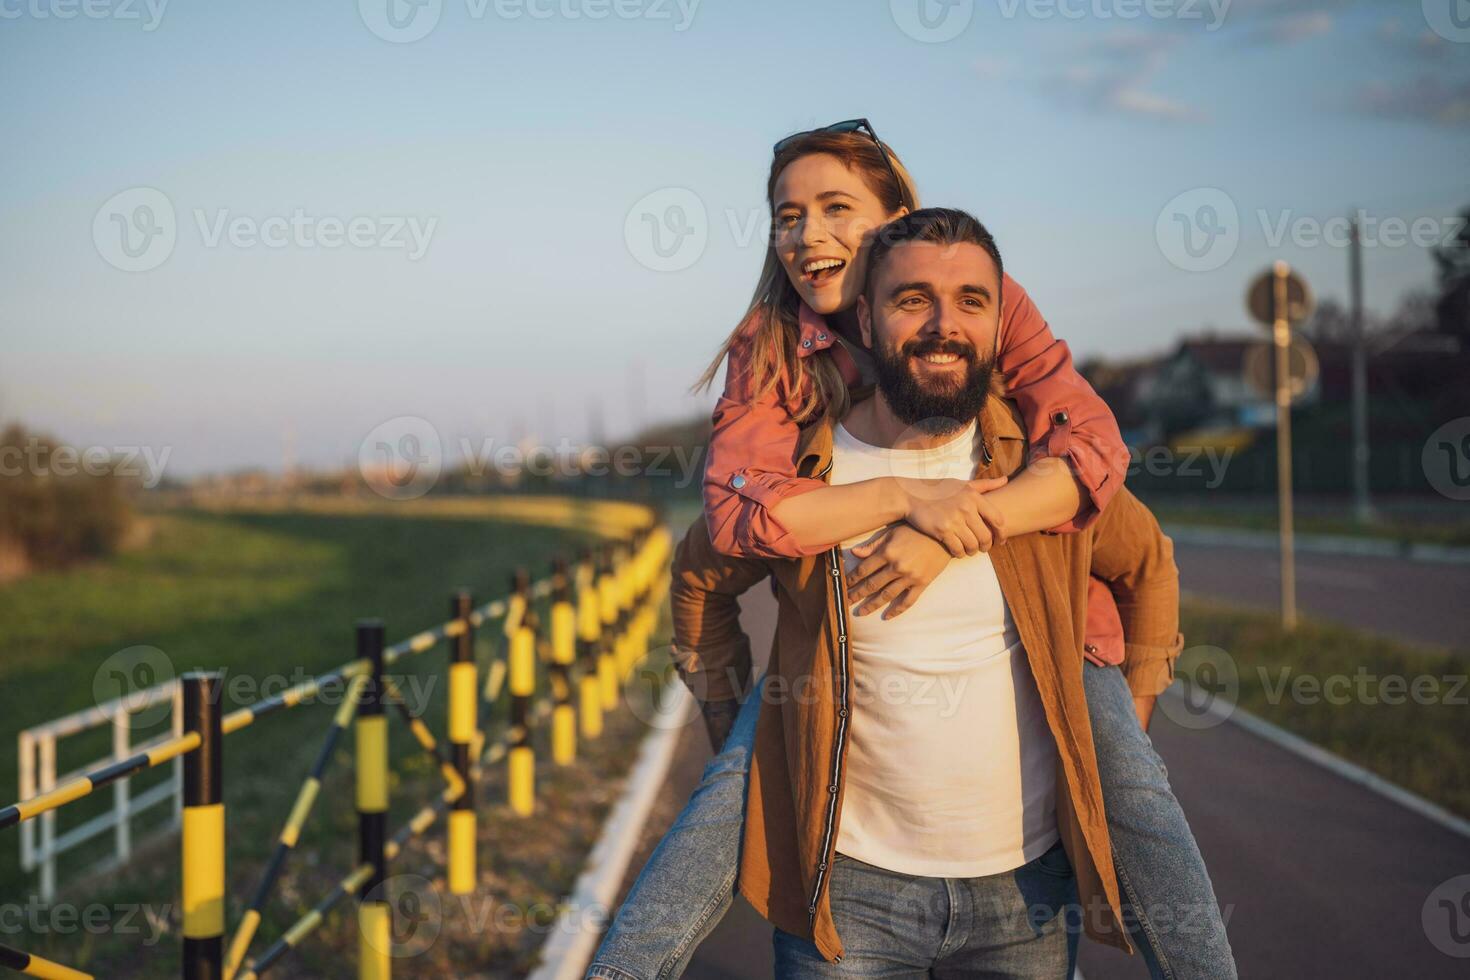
[666,208,1183,976]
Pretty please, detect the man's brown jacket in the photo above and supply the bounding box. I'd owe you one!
[670,392,1183,963]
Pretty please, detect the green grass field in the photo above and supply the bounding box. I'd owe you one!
[0,502,662,977]
[1176,598,1470,819]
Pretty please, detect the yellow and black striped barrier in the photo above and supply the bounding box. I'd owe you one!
[182,672,226,980]
[225,674,366,978]
[355,621,391,980]
[576,551,604,739]
[507,596,537,817]
[0,941,90,979]
[0,498,672,980]
[596,545,620,712]
[550,559,577,766]
[448,589,478,896]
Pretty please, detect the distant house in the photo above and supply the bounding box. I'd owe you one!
[1131,334,1311,443]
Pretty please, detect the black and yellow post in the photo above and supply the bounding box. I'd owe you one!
[596,544,620,711]
[620,534,644,678]
[549,558,576,765]
[505,567,530,642]
[575,550,604,739]
[448,591,477,895]
[181,670,224,980]
[507,610,536,816]
[355,620,391,980]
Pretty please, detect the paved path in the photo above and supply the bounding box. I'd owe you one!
[1171,539,1470,651]
[611,581,1470,979]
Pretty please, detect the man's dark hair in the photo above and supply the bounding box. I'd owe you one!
[865,207,1004,308]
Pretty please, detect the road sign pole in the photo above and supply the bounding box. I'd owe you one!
[1273,261,1298,631]
[1349,216,1373,523]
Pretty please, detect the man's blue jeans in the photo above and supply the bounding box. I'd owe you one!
[772,844,1078,978]
[586,665,1236,980]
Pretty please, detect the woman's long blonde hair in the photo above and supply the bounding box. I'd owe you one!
[694,130,920,424]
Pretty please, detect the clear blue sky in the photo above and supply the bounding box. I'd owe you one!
[2,0,1466,474]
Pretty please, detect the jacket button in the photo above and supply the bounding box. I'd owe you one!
[1084,643,1098,654]
[838,708,847,718]
[818,861,827,870]
[829,784,838,794]
[730,474,747,490]
[808,904,817,914]
[1051,409,1069,425]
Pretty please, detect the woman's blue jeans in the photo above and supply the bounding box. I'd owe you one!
[586,664,1236,980]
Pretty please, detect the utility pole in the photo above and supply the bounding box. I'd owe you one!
[1349,214,1373,523]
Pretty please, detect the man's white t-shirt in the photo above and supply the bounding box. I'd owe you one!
[830,418,1059,878]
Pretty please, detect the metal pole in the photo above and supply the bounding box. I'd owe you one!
[576,550,604,740]
[596,545,620,711]
[1274,261,1298,631]
[113,706,132,866]
[550,559,577,766]
[1349,215,1373,522]
[355,620,390,980]
[181,671,224,980]
[448,591,477,895]
[507,610,536,817]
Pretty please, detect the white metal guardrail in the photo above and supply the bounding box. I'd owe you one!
[17,680,182,901]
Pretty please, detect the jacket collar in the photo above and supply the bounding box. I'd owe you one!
[795,303,838,359]
[795,389,1027,482]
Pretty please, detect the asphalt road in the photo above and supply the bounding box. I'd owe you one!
[1170,539,1469,651]
[608,561,1470,979]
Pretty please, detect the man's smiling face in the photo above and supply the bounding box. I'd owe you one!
[858,239,1002,434]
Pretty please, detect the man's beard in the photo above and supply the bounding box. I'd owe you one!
[872,336,994,436]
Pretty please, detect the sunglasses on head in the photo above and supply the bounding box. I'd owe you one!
[772,118,914,212]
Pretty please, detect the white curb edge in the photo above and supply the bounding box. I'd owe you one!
[528,682,696,980]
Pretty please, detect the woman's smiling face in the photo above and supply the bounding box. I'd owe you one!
[772,152,906,317]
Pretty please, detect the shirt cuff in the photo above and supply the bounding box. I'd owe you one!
[723,471,830,559]
[670,637,753,703]
[1120,632,1184,699]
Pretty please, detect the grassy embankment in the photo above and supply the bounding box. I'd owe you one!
[0,500,673,978]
